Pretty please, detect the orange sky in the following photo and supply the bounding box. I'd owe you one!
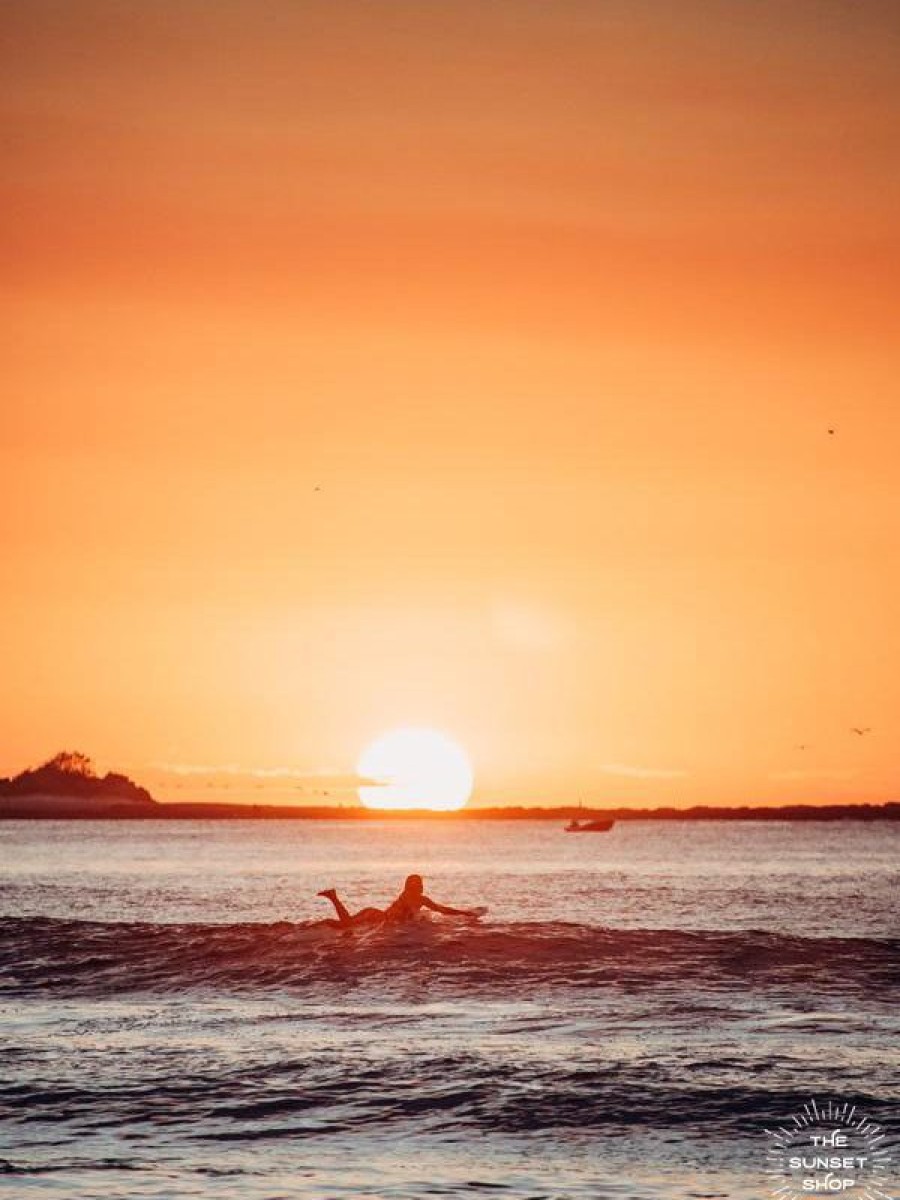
[3,1,899,806]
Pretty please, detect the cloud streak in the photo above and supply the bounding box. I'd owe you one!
[599,763,687,780]
[143,763,373,792]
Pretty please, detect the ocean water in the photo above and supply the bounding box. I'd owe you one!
[0,818,897,1199]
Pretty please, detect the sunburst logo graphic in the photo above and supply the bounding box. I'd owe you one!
[766,1099,894,1199]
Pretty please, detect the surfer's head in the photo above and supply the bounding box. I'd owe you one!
[403,874,424,897]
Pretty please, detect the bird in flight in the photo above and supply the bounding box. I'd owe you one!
[828,428,835,435]
[850,727,871,736]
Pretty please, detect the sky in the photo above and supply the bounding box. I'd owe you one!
[3,1,899,807]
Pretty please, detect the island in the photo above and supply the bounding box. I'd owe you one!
[0,751,158,817]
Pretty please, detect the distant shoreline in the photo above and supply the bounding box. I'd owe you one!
[1,799,897,821]
[4,755,896,821]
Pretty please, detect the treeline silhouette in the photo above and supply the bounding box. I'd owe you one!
[0,753,896,820]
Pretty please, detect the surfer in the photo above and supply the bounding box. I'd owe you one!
[317,873,485,930]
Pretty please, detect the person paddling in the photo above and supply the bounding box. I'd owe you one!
[317,873,484,929]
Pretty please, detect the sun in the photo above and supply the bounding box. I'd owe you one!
[357,727,474,812]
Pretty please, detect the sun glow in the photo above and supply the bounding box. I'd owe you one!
[357,727,474,811]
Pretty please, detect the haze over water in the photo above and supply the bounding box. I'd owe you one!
[2,819,897,1199]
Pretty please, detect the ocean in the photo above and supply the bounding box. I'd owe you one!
[0,818,897,1199]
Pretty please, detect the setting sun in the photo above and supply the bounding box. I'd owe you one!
[357,728,474,812]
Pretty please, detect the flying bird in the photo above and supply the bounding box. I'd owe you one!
[850,727,871,736]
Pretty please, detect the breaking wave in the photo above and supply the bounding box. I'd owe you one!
[1,917,896,998]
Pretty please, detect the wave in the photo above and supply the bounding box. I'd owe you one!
[1,917,896,998]
[2,1069,896,1143]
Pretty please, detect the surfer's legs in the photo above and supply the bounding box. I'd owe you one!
[352,906,384,925]
[318,889,385,929]
[318,888,354,927]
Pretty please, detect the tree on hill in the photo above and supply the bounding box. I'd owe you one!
[44,751,96,777]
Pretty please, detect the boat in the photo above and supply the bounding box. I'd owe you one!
[565,818,614,833]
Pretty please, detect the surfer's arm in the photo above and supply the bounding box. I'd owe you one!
[422,896,481,918]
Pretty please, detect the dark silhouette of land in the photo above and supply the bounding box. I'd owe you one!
[0,751,897,821]
[0,751,155,815]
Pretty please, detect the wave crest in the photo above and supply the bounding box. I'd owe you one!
[1,917,896,998]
